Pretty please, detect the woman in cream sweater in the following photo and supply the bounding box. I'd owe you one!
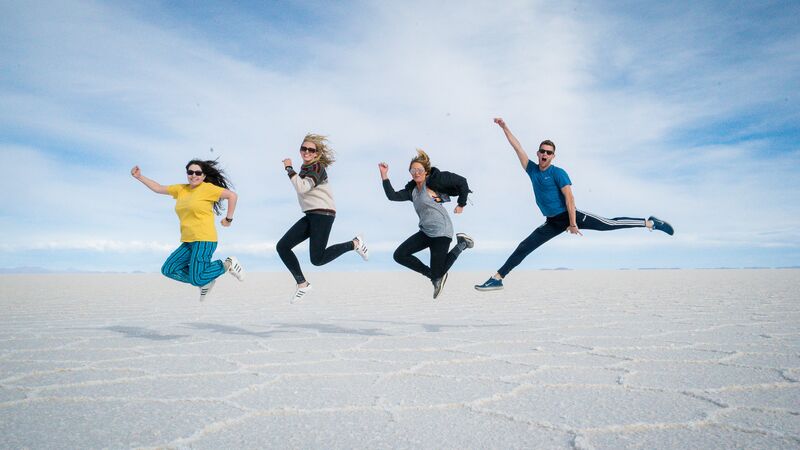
[279,133,368,303]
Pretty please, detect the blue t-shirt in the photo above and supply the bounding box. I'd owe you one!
[525,161,572,217]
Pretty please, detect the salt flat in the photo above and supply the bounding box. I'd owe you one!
[0,269,798,449]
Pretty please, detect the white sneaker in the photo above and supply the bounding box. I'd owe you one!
[225,256,245,281]
[354,234,369,261]
[199,279,216,302]
[291,283,312,304]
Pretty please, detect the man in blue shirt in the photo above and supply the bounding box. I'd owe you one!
[475,118,674,291]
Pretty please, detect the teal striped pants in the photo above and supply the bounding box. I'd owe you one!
[161,241,225,287]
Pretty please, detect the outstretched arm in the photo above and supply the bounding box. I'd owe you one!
[131,166,169,195]
[379,162,411,201]
[494,117,529,170]
[561,185,582,236]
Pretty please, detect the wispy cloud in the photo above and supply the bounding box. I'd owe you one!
[2,0,798,270]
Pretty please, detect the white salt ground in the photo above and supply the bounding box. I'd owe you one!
[0,269,798,449]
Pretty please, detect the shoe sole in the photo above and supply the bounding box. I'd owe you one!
[474,285,503,291]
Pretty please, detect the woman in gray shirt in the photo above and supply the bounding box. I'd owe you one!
[380,150,474,299]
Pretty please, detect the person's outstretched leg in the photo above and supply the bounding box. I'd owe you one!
[277,216,311,284]
[476,218,564,291]
[187,241,226,287]
[307,214,355,266]
[161,243,193,284]
[576,210,646,231]
[497,221,564,278]
[393,231,434,278]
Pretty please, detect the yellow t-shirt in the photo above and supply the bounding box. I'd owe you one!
[167,182,225,242]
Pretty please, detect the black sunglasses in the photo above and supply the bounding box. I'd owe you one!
[300,146,317,153]
[538,149,554,155]
[186,170,204,176]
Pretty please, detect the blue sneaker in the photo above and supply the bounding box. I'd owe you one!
[475,276,503,291]
[648,216,674,235]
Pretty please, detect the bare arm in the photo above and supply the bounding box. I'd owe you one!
[131,166,169,195]
[494,118,529,170]
[219,189,237,226]
[561,185,582,236]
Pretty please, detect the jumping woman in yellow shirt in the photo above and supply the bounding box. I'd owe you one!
[131,159,245,301]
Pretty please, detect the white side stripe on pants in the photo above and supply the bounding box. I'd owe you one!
[578,210,646,227]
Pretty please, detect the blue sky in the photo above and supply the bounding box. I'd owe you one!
[1,0,799,273]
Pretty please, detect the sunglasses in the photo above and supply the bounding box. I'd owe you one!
[300,146,317,153]
[538,149,554,155]
[186,170,204,176]
[409,168,426,175]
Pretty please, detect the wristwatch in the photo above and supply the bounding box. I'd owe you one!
[285,166,294,172]
[225,217,233,223]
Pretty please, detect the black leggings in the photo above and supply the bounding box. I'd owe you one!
[393,231,462,280]
[277,213,353,284]
[497,210,646,277]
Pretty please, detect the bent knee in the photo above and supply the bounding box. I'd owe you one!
[276,239,294,254]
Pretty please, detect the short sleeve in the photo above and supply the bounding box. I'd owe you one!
[166,184,182,199]
[554,168,572,188]
[202,183,224,201]
[525,159,536,175]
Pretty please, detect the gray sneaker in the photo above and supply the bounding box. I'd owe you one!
[432,272,449,299]
[456,233,474,249]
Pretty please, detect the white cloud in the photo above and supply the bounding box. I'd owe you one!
[2,0,799,270]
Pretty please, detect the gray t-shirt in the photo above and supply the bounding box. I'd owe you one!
[412,182,453,239]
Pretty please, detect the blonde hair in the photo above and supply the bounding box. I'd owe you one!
[303,133,335,166]
[409,149,431,173]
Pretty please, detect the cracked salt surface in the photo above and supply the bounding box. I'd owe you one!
[0,269,798,449]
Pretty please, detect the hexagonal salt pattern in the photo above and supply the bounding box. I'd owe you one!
[0,269,798,448]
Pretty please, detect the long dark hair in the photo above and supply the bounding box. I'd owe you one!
[186,159,232,215]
